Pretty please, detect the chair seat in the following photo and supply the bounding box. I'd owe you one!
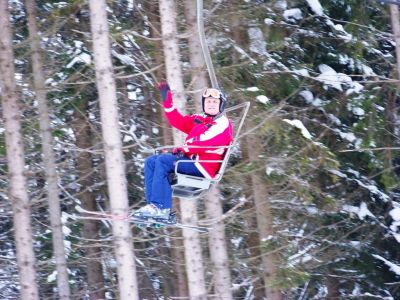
[171,173,213,199]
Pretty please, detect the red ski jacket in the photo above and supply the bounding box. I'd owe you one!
[164,103,233,179]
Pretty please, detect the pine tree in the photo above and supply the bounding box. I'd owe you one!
[0,1,39,298]
[88,0,139,298]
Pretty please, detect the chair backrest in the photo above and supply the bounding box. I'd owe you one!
[171,102,250,199]
[212,142,233,182]
[212,101,250,182]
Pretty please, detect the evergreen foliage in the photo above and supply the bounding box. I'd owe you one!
[0,0,399,299]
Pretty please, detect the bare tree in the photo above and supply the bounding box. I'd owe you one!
[88,0,139,298]
[386,4,400,172]
[227,7,283,297]
[390,4,400,81]
[184,1,233,298]
[25,1,71,298]
[158,0,207,298]
[245,120,283,300]
[0,1,39,298]
[143,1,189,297]
[71,99,105,300]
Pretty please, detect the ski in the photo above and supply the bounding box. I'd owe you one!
[129,214,209,233]
[75,205,209,233]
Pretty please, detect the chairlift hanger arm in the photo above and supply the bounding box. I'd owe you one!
[197,0,219,89]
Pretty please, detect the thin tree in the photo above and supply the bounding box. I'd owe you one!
[228,7,283,298]
[88,0,139,298]
[387,4,400,171]
[244,129,280,298]
[229,11,266,299]
[25,1,71,298]
[390,4,400,79]
[0,1,39,298]
[143,1,189,297]
[245,118,283,300]
[158,0,207,298]
[71,99,105,300]
[184,1,233,298]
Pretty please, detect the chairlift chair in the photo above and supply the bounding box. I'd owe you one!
[170,101,250,199]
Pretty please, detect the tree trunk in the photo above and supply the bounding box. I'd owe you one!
[71,100,105,300]
[88,1,139,299]
[246,122,283,300]
[204,186,233,299]
[145,0,173,146]
[25,1,71,298]
[390,4,400,82]
[387,4,400,173]
[144,2,189,297]
[245,212,267,299]
[0,1,40,299]
[326,275,340,299]
[228,7,282,298]
[158,0,207,299]
[183,1,233,298]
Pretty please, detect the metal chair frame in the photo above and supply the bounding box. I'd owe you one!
[166,101,250,199]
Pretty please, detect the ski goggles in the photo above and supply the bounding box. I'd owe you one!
[202,88,221,99]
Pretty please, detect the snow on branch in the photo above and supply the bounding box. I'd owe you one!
[372,254,400,277]
[283,119,312,140]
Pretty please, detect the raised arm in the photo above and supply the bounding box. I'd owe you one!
[157,81,194,134]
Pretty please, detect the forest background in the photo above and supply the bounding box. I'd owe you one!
[0,0,400,299]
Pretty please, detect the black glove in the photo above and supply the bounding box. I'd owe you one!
[157,81,171,103]
[172,147,185,157]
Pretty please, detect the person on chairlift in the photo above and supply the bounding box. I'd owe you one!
[133,81,233,220]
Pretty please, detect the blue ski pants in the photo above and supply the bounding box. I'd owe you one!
[144,153,204,209]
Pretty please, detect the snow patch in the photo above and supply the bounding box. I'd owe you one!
[62,225,71,238]
[372,254,400,276]
[246,87,260,92]
[47,270,57,283]
[266,167,276,176]
[233,45,257,64]
[112,50,135,66]
[283,119,312,139]
[66,52,91,68]
[328,114,341,125]
[328,169,347,178]
[283,8,303,21]
[128,91,137,100]
[342,202,375,220]
[256,95,270,104]
[288,244,317,266]
[351,107,365,116]
[361,64,376,76]
[354,179,389,202]
[248,27,268,56]
[316,64,353,91]
[293,68,310,77]
[299,90,313,102]
[334,129,357,143]
[346,82,364,95]
[275,0,288,10]
[306,0,324,16]
[264,18,275,25]
[390,207,400,221]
